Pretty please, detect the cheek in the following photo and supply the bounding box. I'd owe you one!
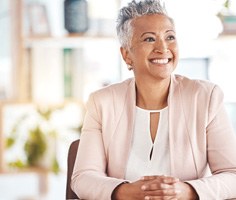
[174,49,179,60]
[170,46,179,69]
[171,45,179,59]
[131,47,148,61]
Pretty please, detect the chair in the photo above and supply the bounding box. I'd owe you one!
[66,139,80,199]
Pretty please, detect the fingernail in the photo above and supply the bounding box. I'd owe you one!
[144,196,150,200]
[141,185,146,190]
[161,184,169,189]
[175,189,181,194]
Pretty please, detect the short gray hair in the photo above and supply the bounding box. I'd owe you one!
[116,0,173,48]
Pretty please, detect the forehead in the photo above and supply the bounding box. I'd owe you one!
[131,14,175,34]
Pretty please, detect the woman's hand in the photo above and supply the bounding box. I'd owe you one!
[141,176,199,200]
[112,175,181,200]
[173,181,199,200]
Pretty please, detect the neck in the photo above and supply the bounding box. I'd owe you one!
[135,77,170,110]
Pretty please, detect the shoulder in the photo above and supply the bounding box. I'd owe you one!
[171,74,225,111]
[91,78,134,98]
[172,74,223,96]
[172,74,225,120]
[87,78,135,106]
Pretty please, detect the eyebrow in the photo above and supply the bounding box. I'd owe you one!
[140,30,175,37]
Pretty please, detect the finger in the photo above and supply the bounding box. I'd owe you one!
[141,175,170,181]
[144,195,178,200]
[146,188,181,196]
[141,175,161,181]
[141,176,179,188]
[141,183,172,191]
[162,176,179,184]
[144,196,167,200]
[143,189,181,200]
[141,175,179,184]
[144,197,175,200]
[142,184,181,196]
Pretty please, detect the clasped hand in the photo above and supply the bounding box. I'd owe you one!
[112,175,197,200]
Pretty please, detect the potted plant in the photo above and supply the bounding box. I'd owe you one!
[218,0,236,34]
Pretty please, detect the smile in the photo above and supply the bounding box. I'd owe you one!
[150,58,170,64]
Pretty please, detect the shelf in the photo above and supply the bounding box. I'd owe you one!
[0,167,49,174]
[1,0,121,198]
[24,34,118,48]
[0,167,49,195]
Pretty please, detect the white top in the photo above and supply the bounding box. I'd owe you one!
[125,106,170,182]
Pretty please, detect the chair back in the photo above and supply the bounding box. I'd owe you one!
[66,139,80,199]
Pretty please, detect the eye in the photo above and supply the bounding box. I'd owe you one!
[144,37,155,42]
[167,35,175,41]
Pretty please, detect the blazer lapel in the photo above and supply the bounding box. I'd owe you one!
[107,79,136,179]
[168,75,198,180]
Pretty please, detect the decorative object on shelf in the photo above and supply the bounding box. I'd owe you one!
[26,3,51,37]
[221,15,236,34]
[218,0,236,34]
[64,0,89,33]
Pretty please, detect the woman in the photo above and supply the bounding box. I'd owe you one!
[71,0,236,199]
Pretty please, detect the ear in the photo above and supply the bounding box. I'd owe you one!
[120,47,132,65]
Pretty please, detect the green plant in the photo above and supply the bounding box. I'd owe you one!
[5,106,60,173]
[5,102,83,173]
[24,126,47,166]
[224,0,230,9]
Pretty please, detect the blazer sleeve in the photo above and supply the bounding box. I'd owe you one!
[186,85,236,199]
[71,93,127,200]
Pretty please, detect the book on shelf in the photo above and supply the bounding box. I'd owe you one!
[29,38,121,103]
[63,48,85,100]
[31,47,64,103]
[63,48,73,98]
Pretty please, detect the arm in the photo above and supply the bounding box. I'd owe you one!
[186,85,236,199]
[71,93,127,200]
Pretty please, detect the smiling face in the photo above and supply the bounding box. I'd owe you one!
[121,14,179,82]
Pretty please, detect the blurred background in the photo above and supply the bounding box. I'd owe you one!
[0,0,236,199]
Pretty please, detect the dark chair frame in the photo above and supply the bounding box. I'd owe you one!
[66,139,80,199]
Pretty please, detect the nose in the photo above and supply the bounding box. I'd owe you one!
[153,40,169,53]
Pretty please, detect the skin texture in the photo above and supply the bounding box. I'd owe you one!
[113,14,199,200]
[121,15,178,82]
[112,175,198,200]
[121,14,178,110]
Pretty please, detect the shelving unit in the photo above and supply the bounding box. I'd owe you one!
[0,0,24,172]
[0,0,122,198]
[0,167,49,195]
[25,36,121,103]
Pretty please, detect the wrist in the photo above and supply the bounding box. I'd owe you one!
[184,182,199,200]
[111,181,129,200]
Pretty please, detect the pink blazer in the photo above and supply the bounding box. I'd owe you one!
[71,75,236,200]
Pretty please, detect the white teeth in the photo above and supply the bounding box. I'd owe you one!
[151,59,168,64]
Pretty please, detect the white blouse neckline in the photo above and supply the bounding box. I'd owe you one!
[125,106,170,181]
[136,106,168,113]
